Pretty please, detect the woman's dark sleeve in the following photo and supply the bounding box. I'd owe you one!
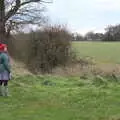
[3,54,11,73]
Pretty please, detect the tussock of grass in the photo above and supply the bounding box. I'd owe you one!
[11,58,32,76]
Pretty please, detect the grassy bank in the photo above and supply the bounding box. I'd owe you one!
[0,75,120,120]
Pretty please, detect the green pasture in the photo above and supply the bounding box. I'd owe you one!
[72,41,120,63]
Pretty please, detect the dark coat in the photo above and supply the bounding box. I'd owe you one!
[0,52,11,80]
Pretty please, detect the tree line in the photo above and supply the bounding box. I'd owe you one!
[72,24,120,41]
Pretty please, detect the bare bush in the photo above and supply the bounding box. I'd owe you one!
[27,25,72,73]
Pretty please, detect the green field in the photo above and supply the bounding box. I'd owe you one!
[72,41,120,64]
[1,75,120,120]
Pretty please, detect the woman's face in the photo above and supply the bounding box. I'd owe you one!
[4,47,7,52]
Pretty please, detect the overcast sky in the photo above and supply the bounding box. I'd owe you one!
[46,0,120,35]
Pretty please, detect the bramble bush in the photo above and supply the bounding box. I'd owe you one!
[27,25,72,73]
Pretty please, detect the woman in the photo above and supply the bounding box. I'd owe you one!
[0,44,11,96]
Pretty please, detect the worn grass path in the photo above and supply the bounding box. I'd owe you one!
[0,75,120,120]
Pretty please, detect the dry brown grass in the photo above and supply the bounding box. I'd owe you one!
[11,56,120,77]
[11,58,32,76]
[52,62,120,77]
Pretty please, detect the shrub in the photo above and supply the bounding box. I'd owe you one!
[27,25,72,73]
[8,33,31,61]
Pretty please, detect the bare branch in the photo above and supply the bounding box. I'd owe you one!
[40,0,53,3]
[5,0,49,21]
[20,0,41,6]
[5,0,21,21]
[0,0,50,36]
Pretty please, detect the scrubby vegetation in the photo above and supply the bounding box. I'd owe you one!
[27,25,72,73]
[8,25,73,73]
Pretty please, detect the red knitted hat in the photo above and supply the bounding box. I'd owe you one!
[0,44,7,51]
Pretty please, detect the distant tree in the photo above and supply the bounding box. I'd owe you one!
[84,31,104,41]
[84,31,95,41]
[103,24,120,41]
[0,0,50,43]
[76,34,84,41]
[94,33,104,41]
[72,33,84,41]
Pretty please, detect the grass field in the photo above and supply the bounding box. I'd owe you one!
[1,42,120,120]
[0,75,120,120]
[72,41,120,64]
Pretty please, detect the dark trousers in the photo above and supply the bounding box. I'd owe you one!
[0,80,8,86]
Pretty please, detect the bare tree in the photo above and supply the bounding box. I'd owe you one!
[84,31,95,41]
[103,24,120,41]
[0,0,50,43]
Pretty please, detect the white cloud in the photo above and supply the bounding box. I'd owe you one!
[94,0,120,11]
[47,0,120,34]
